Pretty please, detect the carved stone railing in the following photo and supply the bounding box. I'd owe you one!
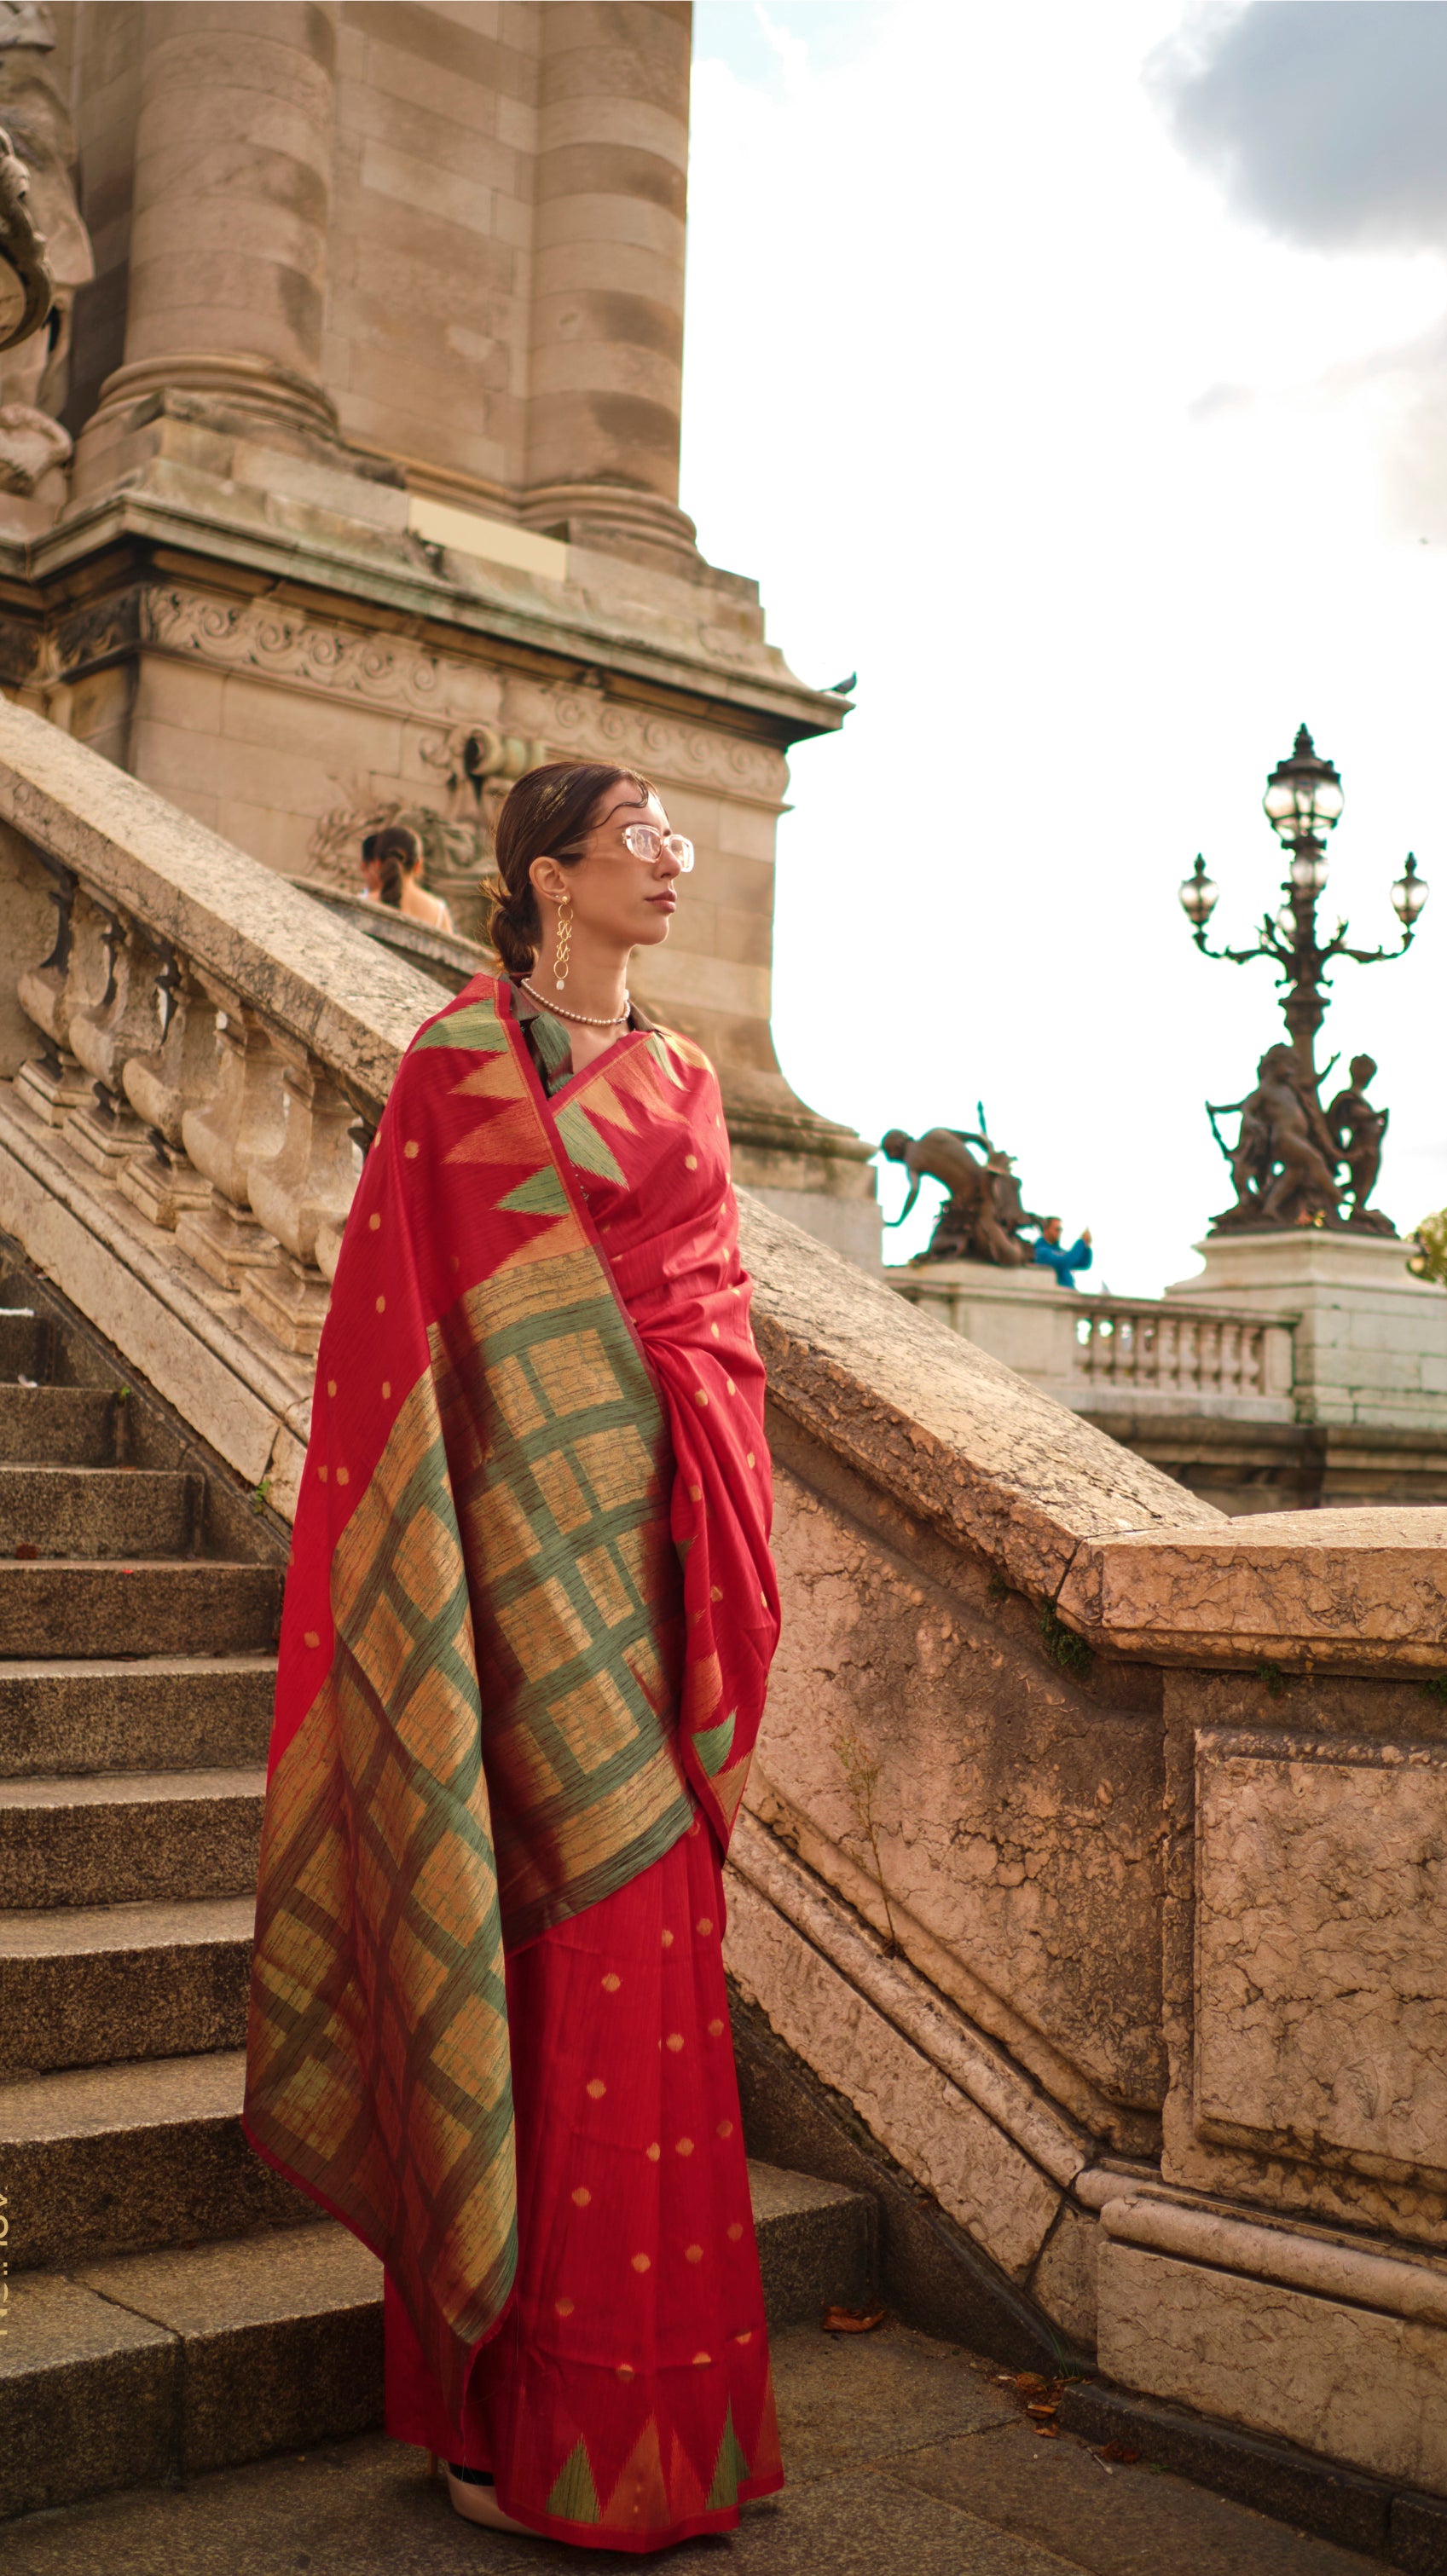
[891,1263,1297,1421]
[0,700,438,1508]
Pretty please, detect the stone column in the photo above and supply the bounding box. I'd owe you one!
[90,0,339,438]
[523,0,697,567]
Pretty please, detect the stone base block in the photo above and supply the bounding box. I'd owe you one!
[117,1143,211,1230]
[14,1054,90,1128]
[65,1100,148,1175]
[177,1195,282,1289]
[1097,2232,1447,2494]
[239,1254,331,1356]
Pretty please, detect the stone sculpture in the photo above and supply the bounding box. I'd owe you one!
[880,1124,1044,1266]
[1207,1043,1395,1234]
[0,2,92,498]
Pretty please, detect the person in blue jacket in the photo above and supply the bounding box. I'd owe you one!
[1034,1216,1092,1289]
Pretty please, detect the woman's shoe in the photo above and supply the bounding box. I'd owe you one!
[444,2462,532,2535]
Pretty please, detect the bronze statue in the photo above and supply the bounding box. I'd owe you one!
[1207,1043,1395,1234]
[881,1124,1044,1267]
[1327,1054,1393,1233]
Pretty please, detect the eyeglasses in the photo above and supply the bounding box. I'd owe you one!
[619,823,694,871]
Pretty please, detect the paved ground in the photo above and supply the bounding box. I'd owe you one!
[4,2320,1387,2576]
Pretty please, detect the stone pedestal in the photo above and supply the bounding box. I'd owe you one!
[1166,1231,1447,1430]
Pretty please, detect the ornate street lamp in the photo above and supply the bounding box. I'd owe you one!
[1178,725,1428,1234]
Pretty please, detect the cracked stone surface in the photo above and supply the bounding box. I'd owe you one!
[1195,1732,1447,2181]
[0,2320,1388,2575]
[1100,2239,1447,2492]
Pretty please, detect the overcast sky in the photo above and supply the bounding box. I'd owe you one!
[680,1,1447,1287]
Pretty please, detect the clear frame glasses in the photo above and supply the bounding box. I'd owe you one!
[620,822,695,871]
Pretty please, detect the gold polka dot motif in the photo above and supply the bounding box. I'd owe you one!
[368,1212,380,1232]
[304,1630,321,1650]
[601,1972,622,1993]
[631,2252,651,2273]
[685,1155,697,1171]
[716,2117,733,2137]
[646,2142,661,2163]
[555,2296,575,2317]
[404,1141,420,1158]
[327,1378,337,1397]
[664,2033,684,2053]
[675,2137,693,2157]
[696,1916,713,1937]
[586,2077,606,2099]
[571,2186,592,2208]
[685,2244,703,2265]
[726,2221,744,2242]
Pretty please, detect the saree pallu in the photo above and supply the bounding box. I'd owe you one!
[244,975,782,2550]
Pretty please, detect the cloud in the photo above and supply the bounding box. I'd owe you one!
[1149,2,1447,252]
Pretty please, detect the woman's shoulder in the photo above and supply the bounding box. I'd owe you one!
[400,973,508,1067]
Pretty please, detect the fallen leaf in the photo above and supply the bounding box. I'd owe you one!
[14,1542,38,1560]
[1035,2424,1060,2439]
[1025,2403,1058,2421]
[822,2305,887,2335]
[1101,2442,1141,2464]
[1014,2372,1051,2394]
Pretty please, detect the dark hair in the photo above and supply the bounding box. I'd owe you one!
[362,823,421,911]
[489,761,653,973]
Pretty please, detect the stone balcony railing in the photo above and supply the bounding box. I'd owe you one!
[891,1262,1297,1422]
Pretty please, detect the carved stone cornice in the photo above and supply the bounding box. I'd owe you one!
[49,581,790,808]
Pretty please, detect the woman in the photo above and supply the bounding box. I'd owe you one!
[363,821,457,935]
[246,762,784,2550]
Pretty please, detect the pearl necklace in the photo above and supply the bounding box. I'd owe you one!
[518,978,631,1030]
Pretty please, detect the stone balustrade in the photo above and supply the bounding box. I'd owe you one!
[891,1260,1297,1422]
[0,708,439,1448]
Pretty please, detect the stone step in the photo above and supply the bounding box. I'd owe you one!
[0,1560,282,1657]
[0,1768,265,1909]
[0,1307,51,1381]
[0,2164,874,2520]
[0,1384,116,1467]
[0,2220,382,2521]
[0,1465,203,1559]
[0,2048,310,2271]
[0,1655,276,1778]
[0,1894,253,2073]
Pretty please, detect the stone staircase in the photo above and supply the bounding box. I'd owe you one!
[0,1271,876,2526]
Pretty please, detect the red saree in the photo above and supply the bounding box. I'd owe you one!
[244,976,783,2549]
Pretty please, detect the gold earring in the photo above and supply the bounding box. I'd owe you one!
[553,893,571,995]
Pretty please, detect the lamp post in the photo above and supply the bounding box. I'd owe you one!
[1178,726,1428,1233]
[1179,725,1427,1080]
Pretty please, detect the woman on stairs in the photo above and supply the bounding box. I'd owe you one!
[244,761,784,2550]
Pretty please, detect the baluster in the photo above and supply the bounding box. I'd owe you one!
[119,951,220,1228]
[315,1106,373,1284]
[65,910,164,1174]
[14,867,95,1125]
[177,984,287,1289]
[240,1041,358,1354]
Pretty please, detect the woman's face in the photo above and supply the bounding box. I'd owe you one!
[531,786,684,954]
